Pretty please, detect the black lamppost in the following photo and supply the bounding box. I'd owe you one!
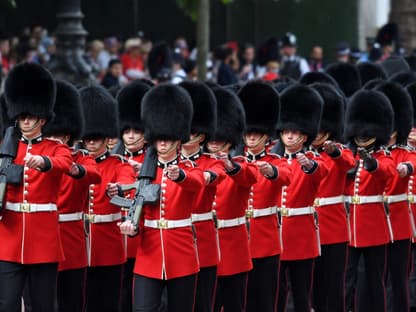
[48,0,95,84]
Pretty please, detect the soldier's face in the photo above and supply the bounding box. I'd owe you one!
[244,133,267,153]
[18,115,45,138]
[122,128,144,151]
[281,130,306,151]
[206,141,230,154]
[84,137,107,155]
[156,140,179,158]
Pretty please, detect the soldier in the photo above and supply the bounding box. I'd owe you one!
[179,80,225,312]
[119,83,205,311]
[344,89,396,311]
[41,80,102,312]
[274,84,327,312]
[205,87,258,312]
[0,62,72,311]
[238,80,291,312]
[326,62,362,98]
[80,85,136,312]
[309,83,356,312]
[113,79,151,312]
[374,81,415,312]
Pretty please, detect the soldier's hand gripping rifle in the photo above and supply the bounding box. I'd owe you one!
[0,126,23,211]
[110,145,160,232]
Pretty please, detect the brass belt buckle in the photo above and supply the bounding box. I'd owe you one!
[245,209,254,218]
[280,207,289,217]
[408,195,415,204]
[20,203,31,212]
[88,214,96,224]
[314,198,320,207]
[351,196,360,204]
[158,219,168,229]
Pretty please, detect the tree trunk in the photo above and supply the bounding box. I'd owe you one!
[196,0,209,81]
[390,0,416,54]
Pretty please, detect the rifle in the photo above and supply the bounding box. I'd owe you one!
[0,126,23,211]
[110,145,160,231]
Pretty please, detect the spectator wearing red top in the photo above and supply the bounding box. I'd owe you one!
[121,38,145,80]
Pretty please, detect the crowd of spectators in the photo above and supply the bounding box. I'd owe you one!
[1,23,416,91]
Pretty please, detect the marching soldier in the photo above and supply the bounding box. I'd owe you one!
[374,81,415,312]
[275,84,327,312]
[206,87,258,312]
[119,83,205,311]
[80,85,136,312]
[179,80,225,312]
[238,80,291,312]
[309,83,356,312]
[0,63,72,311]
[344,89,396,311]
[41,80,102,312]
[113,79,151,312]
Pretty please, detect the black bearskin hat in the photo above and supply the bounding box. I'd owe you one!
[374,81,413,145]
[0,94,13,138]
[277,84,323,146]
[238,80,279,137]
[345,90,393,147]
[80,85,119,139]
[357,62,387,85]
[148,42,173,80]
[310,83,344,142]
[389,70,416,87]
[141,83,193,144]
[299,72,339,88]
[406,82,416,127]
[179,81,217,141]
[376,23,400,47]
[257,37,280,67]
[362,78,383,90]
[326,62,361,97]
[210,87,246,147]
[117,80,150,134]
[4,62,56,121]
[43,80,84,141]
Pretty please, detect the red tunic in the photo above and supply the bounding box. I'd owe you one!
[246,152,291,258]
[349,150,396,248]
[58,150,102,271]
[0,136,72,264]
[385,146,416,241]
[122,149,145,259]
[87,151,136,267]
[279,151,328,261]
[314,146,356,245]
[184,152,225,268]
[214,157,257,276]
[134,159,205,280]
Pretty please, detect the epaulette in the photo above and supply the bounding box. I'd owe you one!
[180,159,196,168]
[232,155,248,163]
[109,153,128,163]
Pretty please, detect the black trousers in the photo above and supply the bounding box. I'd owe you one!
[386,239,411,312]
[86,264,123,312]
[120,258,135,312]
[133,273,197,312]
[194,266,217,312]
[410,245,416,310]
[0,261,58,312]
[214,272,248,312]
[313,242,348,312]
[57,268,86,312]
[277,258,314,312]
[246,255,280,312]
[347,245,388,312]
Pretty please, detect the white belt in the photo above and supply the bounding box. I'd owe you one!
[314,195,345,207]
[144,218,192,229]
[6,202,57,213]
[84,212,121,224]
[191,212,214,223]
[59,212,83,222]
[349,195,384,205]
[217,216,246,229]
[278,206,315,217]
[246,206,278,218]
[385,193,408,204]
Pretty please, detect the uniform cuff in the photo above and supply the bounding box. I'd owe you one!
[302,160,318,174]
[39,156,52,172]
[226,161,241,176]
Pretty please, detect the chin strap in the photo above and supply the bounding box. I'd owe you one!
[281,133,306,148]
[354,137,376,148]
[157,141,179,156]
